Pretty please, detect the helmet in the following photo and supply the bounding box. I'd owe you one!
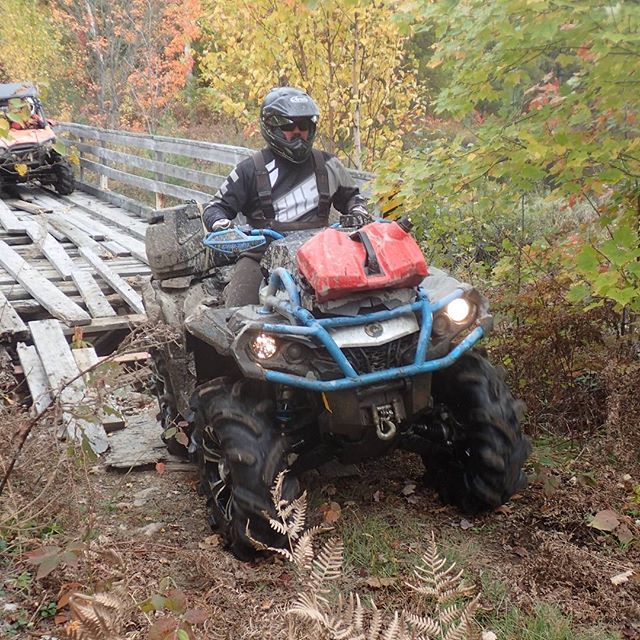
[260,87,319,163]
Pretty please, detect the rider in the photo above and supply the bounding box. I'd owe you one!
[202,86,369,306]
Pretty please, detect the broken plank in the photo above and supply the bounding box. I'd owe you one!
[21,219,76,280]
[0,290,28,339]
[16,342,52,415]
[29,319,109,454]
[0,199,26,234]
[0,240,91,326]
[6,198,52,214]
[71,270,117,318]
[78,247,145,314]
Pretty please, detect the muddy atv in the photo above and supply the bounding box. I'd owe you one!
[0,82,75,195]
[142,204,531,560]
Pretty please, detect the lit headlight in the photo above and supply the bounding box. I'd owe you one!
[445,298,472,323]
[250,333,278,359]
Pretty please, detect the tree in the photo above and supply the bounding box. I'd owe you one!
[384,0,639,311]
[51,0,201,130]
[197,0,425,170]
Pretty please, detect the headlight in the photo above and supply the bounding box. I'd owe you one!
[445,298,472,323]
[249,333,278,359]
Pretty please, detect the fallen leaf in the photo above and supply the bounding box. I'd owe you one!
[184,608,208,625]
[406,495,420,505]
[512,546,528,558]
[54,613,69,625]
[401,483,416,496]
[588,509,620,532]
[495,505,513,515]
[322,502,342,524]
[156,462,166,475]
[198,534,221,549]
[261,599,274,610]
[616,525,635,545]
[365,577,397,588]
[175,431,189,447]
[482,632,498,640]
[610,569,634,586]
[322,484,337,496]
[372,490,383,503]
[459,519,474,530]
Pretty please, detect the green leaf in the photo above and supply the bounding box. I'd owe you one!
[177,630,190,640]
[566,284,590,303]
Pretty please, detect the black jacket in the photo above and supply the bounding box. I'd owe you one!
[203,148,366,231]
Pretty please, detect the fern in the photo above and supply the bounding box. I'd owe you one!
[65,591,127,640]
[263,473,481,640]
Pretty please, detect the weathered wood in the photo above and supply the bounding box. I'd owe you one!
[78,247,145,314]
[0,290,28,338]
[71,270,117,318]
[21,219,76,280]
[75,181,153,219]
[62,192,149,241]
[29,319,109,454]
[0,240,91,326]
[0,199,26,234]
[59,123,253,167]
[71,140,225,192]
[16,342,52,415]
[100,240,130,257]
[81,158,213,204]
[31,192,106,240]
[44,212,111,253]
[6,199,52,215]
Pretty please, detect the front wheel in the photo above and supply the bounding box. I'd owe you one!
[53,159,75,195]
[422,351,531,514]
[192,378,300,560]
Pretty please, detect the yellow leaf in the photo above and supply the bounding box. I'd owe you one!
[15,163,28,177]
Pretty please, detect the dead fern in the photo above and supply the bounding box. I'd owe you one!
[263,472,480,640]
[64,591,127,640]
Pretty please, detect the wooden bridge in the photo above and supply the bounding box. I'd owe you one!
[0,123,372,454]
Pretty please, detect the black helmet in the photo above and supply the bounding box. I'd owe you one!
[260,87,319,163]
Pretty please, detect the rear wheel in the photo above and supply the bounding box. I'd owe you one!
[421,351,530,513]
[53,159,75,195]
[192,378,300,560]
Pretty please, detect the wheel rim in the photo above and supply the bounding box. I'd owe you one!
[202,426,232,520]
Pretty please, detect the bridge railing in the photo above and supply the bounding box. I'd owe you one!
[57,123,373,221]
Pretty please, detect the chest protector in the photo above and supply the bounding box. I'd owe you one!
[252,149,331,229]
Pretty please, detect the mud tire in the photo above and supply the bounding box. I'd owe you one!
[422,351,530,514]
[53,160,75,195]
[192,378,300,560]
[151,351,189,457]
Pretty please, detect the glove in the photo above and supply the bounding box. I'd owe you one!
[211,218,232,231]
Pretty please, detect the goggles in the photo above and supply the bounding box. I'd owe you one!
[265,114,317,132]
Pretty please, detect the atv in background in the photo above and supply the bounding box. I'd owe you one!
[0,82,75,195]
[142,205,531,560]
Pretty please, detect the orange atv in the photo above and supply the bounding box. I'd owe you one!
[0,82,75,195]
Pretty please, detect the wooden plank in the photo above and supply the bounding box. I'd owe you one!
[100,240,130,257]
[78,247,145,314]
[44,212,111,253]
[6,199,52,214]
[29,319,109,454]
[62,192,149,240]
[75,181,153,219]
[21,219,76,280]
[70,141,225,192]
[16,342,52,415]
[80,158,213,204]
[61,313,147,335]
[0,290,28,338]
[0,199,27,234]
[71,270,117,318]
[34,192,147,263]
[0,240,91,326]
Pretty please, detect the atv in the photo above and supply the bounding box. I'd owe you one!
[0,82,75,195]
[142,204,531,560]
